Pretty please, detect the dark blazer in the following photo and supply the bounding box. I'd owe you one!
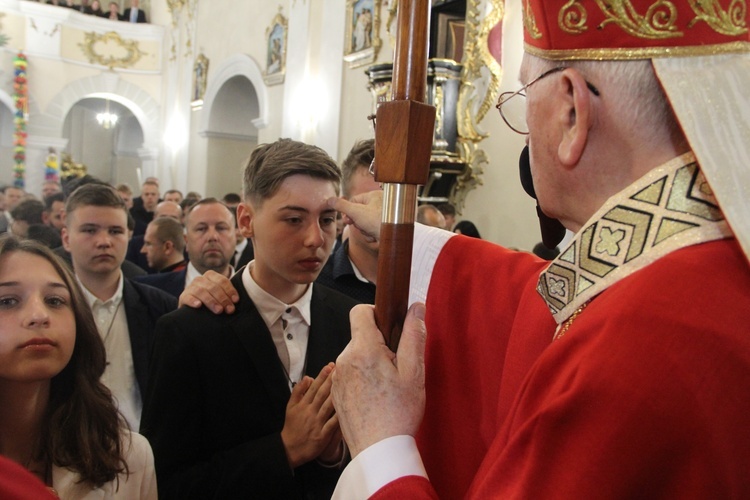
[316,239,376,304]
[141,273,358,499]
[125,234,154,273]
[122,279,178,396]
[234,238,255,269]
[123,7,147,23]
[134,269,186,299]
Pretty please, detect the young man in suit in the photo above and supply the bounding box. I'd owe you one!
[141,139,358,499]
[61,183,177,431]
[182,139,381,306]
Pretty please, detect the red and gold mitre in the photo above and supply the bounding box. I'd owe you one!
[522,0,750,60]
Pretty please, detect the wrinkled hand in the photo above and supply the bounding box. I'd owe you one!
[328,190,383,243]
[281,363,340,469]
[332,303,427,458]
[178,270,239,314]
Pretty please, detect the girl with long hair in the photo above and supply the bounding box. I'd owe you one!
[0,236,156,498]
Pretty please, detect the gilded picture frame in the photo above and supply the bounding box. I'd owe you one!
[191,53,209,108]
[264,11,287,86]
[344,0,382,69]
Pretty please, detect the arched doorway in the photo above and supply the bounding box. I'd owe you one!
[203,75,260,197]
[62,97,144,187]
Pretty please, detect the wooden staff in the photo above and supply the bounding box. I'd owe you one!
[374,0,435,351]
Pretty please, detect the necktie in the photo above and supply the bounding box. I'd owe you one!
[130,8,137,22]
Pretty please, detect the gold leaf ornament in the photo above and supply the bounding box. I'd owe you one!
[524,0,543,39]
[79,31,144,69]
[687,0,748,35]
[559,0,589,34]
[596,0,683,39]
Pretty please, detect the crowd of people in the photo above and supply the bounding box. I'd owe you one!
[2,0,749,497]
[42,0,148,23]
[0,138,388,498]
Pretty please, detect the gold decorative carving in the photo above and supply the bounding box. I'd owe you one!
[595,0,683,39]
[385,0,398,46]
[167,0,198,60]
[559,0,589,34]
[78,31,145,69]
[687,0,748,36]
[523,0,543,39]
[448,0,504,210]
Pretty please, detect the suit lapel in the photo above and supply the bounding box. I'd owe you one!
[228,274,291,411]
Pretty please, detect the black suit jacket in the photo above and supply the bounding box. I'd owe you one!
[234,238,255,269]
[123,7,147,22]
[122,279,178,396]
[141,273,358,499]
[134,269,186,299]
[125,234,154,273]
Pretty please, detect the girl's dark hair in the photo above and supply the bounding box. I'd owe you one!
[0,236,127,487]
[454,220,482,239]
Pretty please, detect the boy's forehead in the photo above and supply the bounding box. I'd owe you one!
[255,174,338,205]
[69,204,128,224]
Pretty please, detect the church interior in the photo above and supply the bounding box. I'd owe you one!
[0,0,546,250]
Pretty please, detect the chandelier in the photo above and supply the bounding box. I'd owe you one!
[96,100,118,129]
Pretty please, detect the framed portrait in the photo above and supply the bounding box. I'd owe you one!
[344,0,382,69]
[191,53,209,109]
[263,11,287,86]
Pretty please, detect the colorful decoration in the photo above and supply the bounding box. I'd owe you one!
[45,147,59,183]
[12,52,28,189]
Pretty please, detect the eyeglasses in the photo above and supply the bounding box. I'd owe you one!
[496,67,601,135]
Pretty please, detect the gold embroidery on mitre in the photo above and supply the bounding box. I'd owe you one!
[524,40,750,60]
[560,0,589,34]
[537,153,733,324]
[524,0,543,39]
[595,0,684,39]
[687,0,748,36]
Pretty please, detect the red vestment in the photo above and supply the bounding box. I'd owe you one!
[373,236,750,499]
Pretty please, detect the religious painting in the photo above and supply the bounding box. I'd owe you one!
[191,53,209,109]
[263,11,287,86]
[344,0,382,69]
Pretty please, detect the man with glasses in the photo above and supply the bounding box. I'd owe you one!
[328,1,750,498]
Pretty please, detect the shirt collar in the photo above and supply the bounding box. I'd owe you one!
[241,262,313,330]
[77,271,124,308]
[186,261,234,288]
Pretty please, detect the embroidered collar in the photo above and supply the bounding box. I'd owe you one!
[538,153,732,324]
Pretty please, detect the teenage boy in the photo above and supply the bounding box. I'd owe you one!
[141,139,358,499]
[61,183,177,430]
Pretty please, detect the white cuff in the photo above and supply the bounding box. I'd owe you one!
[332,435,427,499]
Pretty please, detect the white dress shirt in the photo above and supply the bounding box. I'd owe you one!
[241,261,312,389]
[78,272,142,431]
[185,261,234,289]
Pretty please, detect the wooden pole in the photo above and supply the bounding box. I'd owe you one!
[373,0,435,351]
